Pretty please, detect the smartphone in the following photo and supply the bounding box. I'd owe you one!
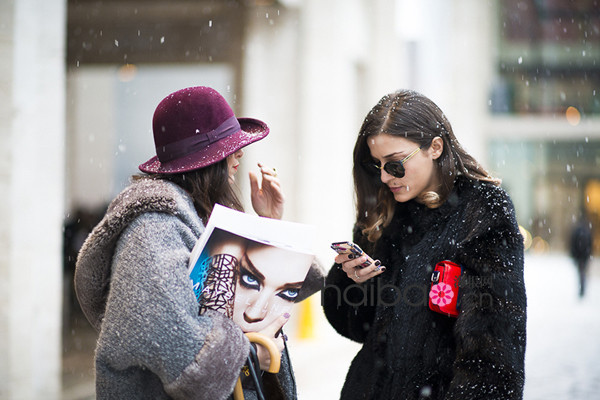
[331,241,378,269]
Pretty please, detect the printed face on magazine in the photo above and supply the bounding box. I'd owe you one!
[232,243,312,333]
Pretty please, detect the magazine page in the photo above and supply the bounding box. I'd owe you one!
[188,204,316,332]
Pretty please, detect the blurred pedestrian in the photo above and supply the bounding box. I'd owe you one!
[75,86,323,400]
[569,216,593,297]
[323,90,527,399]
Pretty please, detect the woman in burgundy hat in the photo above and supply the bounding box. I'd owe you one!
[74,86,322,399]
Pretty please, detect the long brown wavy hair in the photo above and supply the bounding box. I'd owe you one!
[134,158,243,223]
[353,89,500,243]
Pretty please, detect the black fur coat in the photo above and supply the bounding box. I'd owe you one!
[323,177,526,400]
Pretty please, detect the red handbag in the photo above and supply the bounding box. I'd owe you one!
[429,260,463,318]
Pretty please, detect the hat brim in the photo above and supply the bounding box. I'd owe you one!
[138,118,269,174]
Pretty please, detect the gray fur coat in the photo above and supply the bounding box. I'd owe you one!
[75,178,320,399]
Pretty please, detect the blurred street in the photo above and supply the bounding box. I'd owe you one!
[521,254,600,400]
[63,253,600,399]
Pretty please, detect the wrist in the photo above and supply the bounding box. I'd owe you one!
[257,211,282,220]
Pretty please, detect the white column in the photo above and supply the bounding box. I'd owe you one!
[242,0,401,262]
[295,0,383,261]
[448,0,496,165]
[365,0,404,106]
[242,0,360,261]
[395,0,494,164]
[241,5,304,221]
[0,0,66,398]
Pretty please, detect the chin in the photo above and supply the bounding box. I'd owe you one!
[242,324,265,333]
[393,192,417,203]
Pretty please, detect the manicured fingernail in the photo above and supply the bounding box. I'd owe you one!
[348,254,355,259]
[375,260,381,266]
[380,266,386,272]
[283,313,291,319]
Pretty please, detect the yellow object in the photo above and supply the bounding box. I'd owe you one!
[244,332,281,373]
[585,179,600,217]
[565,106,581,126]
[233,332,281,400]
[233,380,244,400]
[297,296,316,339]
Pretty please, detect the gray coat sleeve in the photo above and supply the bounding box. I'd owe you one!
[96,212,250,399]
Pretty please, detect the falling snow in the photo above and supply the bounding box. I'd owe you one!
[291,254,600,399]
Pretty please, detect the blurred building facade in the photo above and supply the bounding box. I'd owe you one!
[1,0,599,398]
[489,0,600,254]
[1,0,66,399]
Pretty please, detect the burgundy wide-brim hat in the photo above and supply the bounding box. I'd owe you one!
[139,86,269,174]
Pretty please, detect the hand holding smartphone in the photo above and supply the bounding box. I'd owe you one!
[330,241,380,270]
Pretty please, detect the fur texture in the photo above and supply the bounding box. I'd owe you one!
[75,178,311,399]
[323,177,526,400]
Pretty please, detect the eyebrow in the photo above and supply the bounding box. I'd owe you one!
[281,281,304,290]
[241,253,265,282]
[382,151,409,159]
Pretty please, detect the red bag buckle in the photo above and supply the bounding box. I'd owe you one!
[429,260,462,318]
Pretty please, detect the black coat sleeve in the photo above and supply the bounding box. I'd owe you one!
[447,186,527,400]
[322,228,377,343]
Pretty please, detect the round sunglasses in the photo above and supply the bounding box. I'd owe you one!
[364,146,422,178]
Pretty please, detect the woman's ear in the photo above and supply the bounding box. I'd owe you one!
[430,137,444,160]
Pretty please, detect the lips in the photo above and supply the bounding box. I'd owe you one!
[389,185,403,193]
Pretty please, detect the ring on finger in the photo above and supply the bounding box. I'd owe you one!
[354,270,359,280]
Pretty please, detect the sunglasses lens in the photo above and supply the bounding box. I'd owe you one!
[363,162,380,175]
[385,162,405,178]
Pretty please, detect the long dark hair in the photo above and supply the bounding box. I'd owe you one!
[134,158,243,223]
[353,89,500,243]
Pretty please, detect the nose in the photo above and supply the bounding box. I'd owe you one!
[243,293,270,323]
[380,167,395,184]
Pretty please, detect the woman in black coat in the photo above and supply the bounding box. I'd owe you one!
[322,90,527,400]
